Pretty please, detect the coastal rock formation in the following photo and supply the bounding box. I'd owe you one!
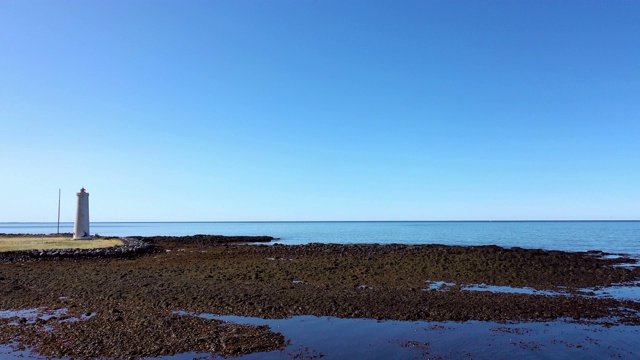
[0,237,152,262]
[129,234,276,246]
[0,234,276,262]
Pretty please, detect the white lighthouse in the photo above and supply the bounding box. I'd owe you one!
[73,187,91,240]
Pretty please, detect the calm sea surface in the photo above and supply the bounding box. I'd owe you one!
[2,221,639,255]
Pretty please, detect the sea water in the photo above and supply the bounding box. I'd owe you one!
[159,314,640,360]
[2,221,639,255]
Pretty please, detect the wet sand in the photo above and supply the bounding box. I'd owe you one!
[1,235,639,359]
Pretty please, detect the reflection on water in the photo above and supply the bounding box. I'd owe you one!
[422,280,640,301]
[0,308,67,325]
[2,308,639,359]
[589,282,640,301]
[0,308,89,360]
[160,312,640,359]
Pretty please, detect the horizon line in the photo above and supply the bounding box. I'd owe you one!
[2,219,639,224]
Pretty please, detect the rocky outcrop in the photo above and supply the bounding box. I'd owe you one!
[0,238,153,262]
[129,234,276,245]
[0,234,277,263]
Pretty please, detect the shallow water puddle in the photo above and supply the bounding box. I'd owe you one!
[0,343,60,360]
[0,307,95,324]
[588,281,640,301]
[2,309,639,359]
[422,280,457,290]
[0,308,68,325]
[159,312,640,360]
[423,280,640,301]
[463,283,560,296]
[0,308,87,360]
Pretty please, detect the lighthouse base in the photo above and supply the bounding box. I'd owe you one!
[73,230,92,240]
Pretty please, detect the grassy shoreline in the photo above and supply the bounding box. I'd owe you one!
[0,236,123,252]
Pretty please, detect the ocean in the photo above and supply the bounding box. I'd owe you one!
[2,220,639,255]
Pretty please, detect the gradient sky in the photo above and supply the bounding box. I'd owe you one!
[1,1,639,222]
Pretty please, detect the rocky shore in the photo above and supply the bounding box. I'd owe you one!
[0,234,275,262]
[0,237,152,262]
[1,235,639,359]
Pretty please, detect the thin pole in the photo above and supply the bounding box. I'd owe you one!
[57,188,61,234]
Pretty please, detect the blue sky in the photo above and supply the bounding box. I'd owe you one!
[1,1,639,222]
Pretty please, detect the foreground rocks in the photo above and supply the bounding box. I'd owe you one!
[1,237,639,359]
[0,309,284,358]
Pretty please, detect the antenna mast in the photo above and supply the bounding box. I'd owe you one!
[57,188,61,234]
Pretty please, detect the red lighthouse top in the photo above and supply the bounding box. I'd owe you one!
[80,187,86,193]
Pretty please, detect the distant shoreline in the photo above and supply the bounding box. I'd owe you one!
[2,219,640,224]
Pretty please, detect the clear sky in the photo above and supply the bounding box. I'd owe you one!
[1,1,639,222]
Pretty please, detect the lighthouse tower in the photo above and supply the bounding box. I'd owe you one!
[73,187,91,240]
